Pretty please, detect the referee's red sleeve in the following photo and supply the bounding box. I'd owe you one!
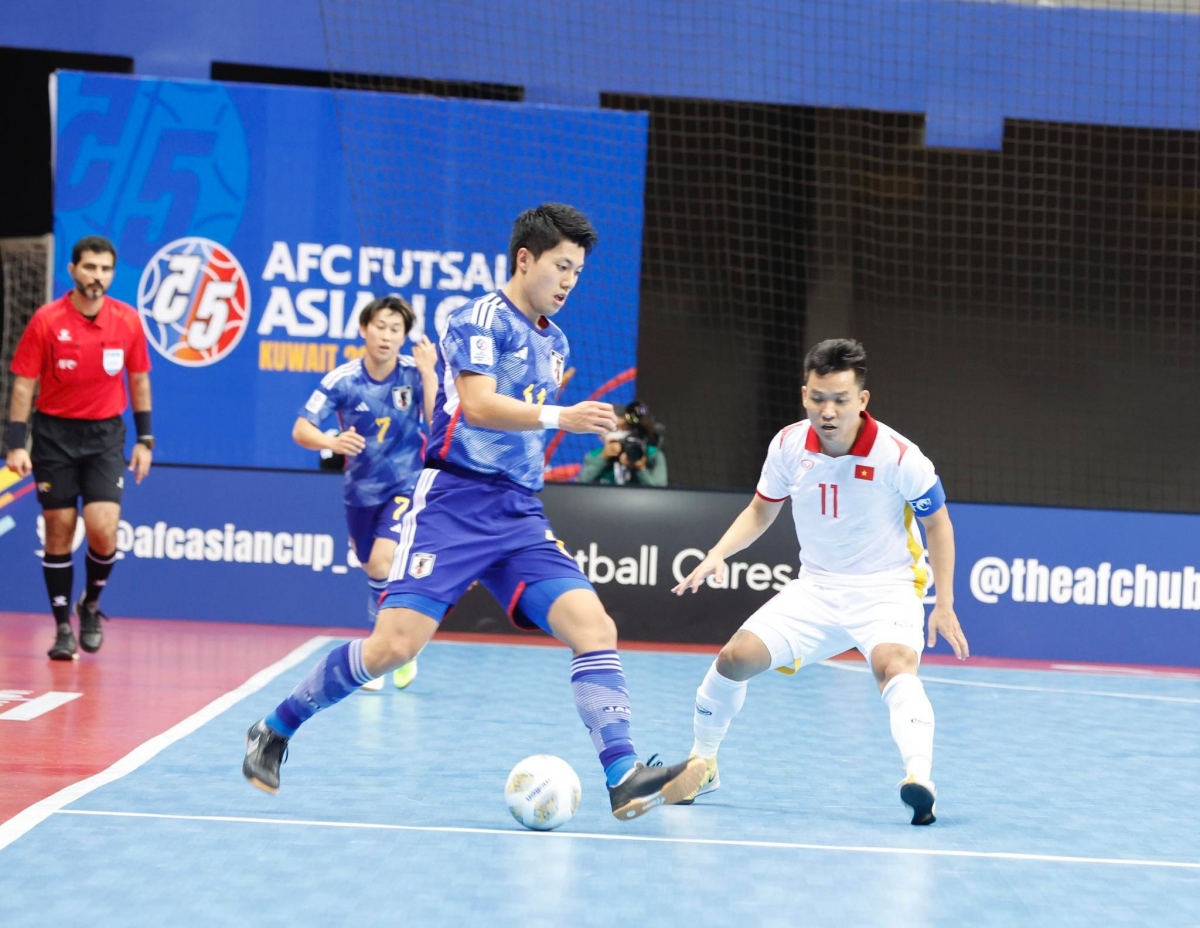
[10,314,45,378]
[126,314,152,373]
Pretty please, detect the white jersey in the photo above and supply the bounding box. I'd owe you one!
[755,412,943,594]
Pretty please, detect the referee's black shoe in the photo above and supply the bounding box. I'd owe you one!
[608,756,706,821]
[243,720,289,794]
[76,595,107,653]
[47,623,78,661]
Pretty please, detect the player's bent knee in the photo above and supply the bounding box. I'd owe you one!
[547,591,617,652]
[365,606,438,671]
[715,632,772,682]
[870,644,920,685]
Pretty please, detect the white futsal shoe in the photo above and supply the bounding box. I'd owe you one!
[360,676,385,691]
[677,755,720,805]
[898,774,937,825]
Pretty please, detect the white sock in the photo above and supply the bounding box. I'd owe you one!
[881,673,935,782]
[690,662,748,759]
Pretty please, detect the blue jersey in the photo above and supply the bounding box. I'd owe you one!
[300,357,427,508]
[428,292,569,491]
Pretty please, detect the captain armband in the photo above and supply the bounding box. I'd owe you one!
[908,477,946,516]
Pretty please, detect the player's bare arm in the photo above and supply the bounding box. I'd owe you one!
[411,335,439,425]
[128,370,153,484]
[291,417,366,456]
[918,505,969,660]
[455,371,617,435]
[4,375,36,476]
[673,495,786,595]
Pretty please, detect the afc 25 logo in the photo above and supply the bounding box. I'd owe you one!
[137,237,251,367]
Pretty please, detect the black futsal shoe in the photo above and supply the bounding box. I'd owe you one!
[608,756,706,821]
[243,720,289,794]
[47,623,79,661]
[76,596,107,653]
[899,776,938,825]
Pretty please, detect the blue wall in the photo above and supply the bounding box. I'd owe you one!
[2,465,1198,666]
[4,1,1198,148]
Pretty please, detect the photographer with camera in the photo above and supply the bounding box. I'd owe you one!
[578,400,668,487]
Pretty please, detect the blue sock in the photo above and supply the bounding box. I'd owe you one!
[265,639,372,738]
[366,577,388,625]
[570,650,637,788]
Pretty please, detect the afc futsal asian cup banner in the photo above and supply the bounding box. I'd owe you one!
[51,71,648,472]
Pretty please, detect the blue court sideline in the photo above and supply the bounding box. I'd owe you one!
[1,640,1197,927]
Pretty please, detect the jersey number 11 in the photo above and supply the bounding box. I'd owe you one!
[819,483,838,518]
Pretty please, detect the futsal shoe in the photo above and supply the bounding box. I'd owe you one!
[360,676,385,691]
[899,775,937,825]
[75,595,106,653]
[243,720,290,794]
[608,756,706,821]
[677,755,720,805]
[47,623,78,661]
[392,657,418,689]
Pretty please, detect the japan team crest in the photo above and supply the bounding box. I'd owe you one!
[408,553,436,578]
[392,386,413,410]
[549,350,565,386]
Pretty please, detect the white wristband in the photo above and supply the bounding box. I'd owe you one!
[538,405,563,430]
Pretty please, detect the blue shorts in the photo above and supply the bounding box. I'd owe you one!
[345,493,412,565]
[383,466,594,633]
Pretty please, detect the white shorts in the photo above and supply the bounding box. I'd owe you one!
[741,574,925,673]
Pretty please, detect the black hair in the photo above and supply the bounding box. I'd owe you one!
[71,235,117,265]
[803,338,867,389]
[509,203,598,270]
[359,295,415,334]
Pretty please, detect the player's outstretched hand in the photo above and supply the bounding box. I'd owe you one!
[559,401,619,436]
[412,335,438,375]
[672,551,727,595]
[330,426,367,456]
[927,603,969,660]
[5,447,32,477]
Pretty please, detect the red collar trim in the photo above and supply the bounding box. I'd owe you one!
[805,411,878,457]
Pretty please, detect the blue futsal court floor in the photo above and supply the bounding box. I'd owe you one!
[2,638,1198,926]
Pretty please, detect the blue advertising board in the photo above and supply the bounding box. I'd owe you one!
[1,465,1197,667]
[51,71,647,475]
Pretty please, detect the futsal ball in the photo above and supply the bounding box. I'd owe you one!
[504,754,582,831]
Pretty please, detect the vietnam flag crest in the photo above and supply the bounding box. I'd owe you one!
[855,465,875,481]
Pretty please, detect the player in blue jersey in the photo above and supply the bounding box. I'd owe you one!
[245,204,705,818]
[292,296,438,690]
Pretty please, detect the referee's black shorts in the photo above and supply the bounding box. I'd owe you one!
[31,412,126,510]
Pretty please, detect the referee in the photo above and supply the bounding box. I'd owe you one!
[3,235,154,660]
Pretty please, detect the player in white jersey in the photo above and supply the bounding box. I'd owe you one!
[673,339,969,825]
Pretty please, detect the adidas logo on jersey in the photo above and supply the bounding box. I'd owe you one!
[513,347,528,361]
[355,402,370,412]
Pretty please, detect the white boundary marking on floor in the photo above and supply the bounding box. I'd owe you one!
[52,809,1200,871]
[0,691,82,721]
[0,635,334,852]
[820,660,1200,704]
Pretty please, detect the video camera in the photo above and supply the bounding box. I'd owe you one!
[618,401,658,464]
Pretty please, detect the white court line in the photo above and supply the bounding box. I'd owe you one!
[53,809,1200,871]
[0,635,334,852]
[820,660,1200,704]
[0,691,82,721]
